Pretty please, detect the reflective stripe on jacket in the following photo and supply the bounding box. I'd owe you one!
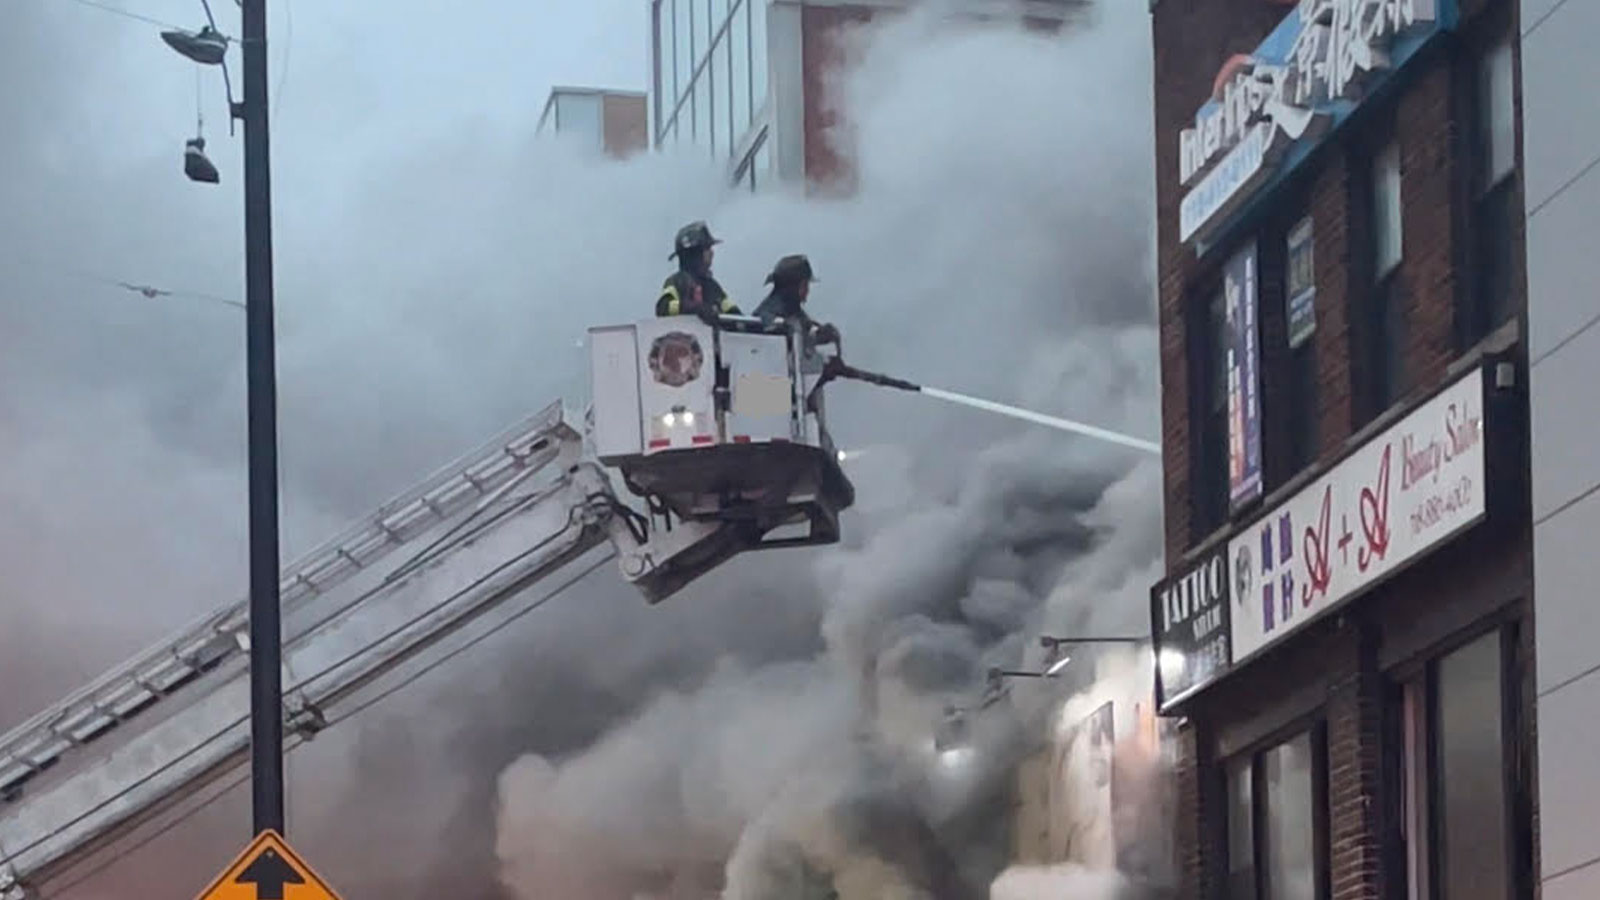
[656,270,740,317]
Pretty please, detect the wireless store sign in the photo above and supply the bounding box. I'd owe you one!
[1178,0,1451,244]
[1227,367,1488,662]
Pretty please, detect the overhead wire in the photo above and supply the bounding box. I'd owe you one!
[52,0,181,30]
[0,493,613,879]
[31,547,614,898]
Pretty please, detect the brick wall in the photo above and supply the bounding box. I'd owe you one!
[797,4,1074,194]
[1151,0,1285,560]
[1153,7,1517,562]
[1152,2,1534,897]
[801,4,877,194]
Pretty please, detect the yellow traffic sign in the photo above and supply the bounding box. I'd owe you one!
[195,830,343,900]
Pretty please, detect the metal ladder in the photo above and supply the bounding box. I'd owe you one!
[0,400,570,805]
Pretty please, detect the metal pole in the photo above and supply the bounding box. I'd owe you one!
[237,0,285,836]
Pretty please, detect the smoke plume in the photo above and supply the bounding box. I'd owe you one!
[488,5,1166,899]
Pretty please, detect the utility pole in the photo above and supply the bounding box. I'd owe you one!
[235,0,285,837]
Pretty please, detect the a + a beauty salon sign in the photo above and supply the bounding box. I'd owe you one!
[1178,0,1458,245]
[1228,367,1488,662]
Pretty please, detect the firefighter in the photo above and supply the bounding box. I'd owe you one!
[754,254,839,346]
[656,221,742,321]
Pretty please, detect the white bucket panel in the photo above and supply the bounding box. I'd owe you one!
[723,329,795,444]
[588,324,644,461]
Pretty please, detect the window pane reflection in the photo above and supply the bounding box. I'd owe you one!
[1262,735,1316,900]
[752,0,768,112]
[1227,759,1257,900]
[674,0,694,109]
[730,1,751,139]
[1437,632,1509,900]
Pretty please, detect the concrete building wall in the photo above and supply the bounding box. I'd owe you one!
[1523,1,1600,897]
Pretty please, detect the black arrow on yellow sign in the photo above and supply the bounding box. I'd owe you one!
[195,830,343,900]
[235,847,305,900]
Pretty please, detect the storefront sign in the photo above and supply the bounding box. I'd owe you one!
[1177,0,1456,245]
[1228,367,1488,662]
[1286,217,1316,348]
[1226,244,1263,509]
[1150,546,1232,712]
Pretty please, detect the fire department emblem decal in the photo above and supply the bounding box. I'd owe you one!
[648,332,704,387]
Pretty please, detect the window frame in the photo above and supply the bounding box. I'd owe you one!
[1347,120,1409,426]
[1382,623,1527,900]
[1188,279,1231,538]
[1219,719,1332,900]
[1459,17,1520,346]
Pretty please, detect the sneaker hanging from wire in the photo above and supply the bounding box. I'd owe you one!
[185,137,220,184]
[161,25,229,66]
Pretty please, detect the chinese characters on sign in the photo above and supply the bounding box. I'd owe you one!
[1228,367,1488,661]
[1226,244,1263,509]
[1177,0,1451,244]
[1150,547,1233,712]
[1286,217,1316,348]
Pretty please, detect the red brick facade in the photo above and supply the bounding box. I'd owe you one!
[1149,0,1534,898]
[797,3,1075,194]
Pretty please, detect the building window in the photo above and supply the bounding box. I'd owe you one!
[1386,628,1517,900]
[1225,727,1328,900]
[1191,287,1229,536]
[1373,141,1404,279]
[1228,757,1257,900]
[1469,34,1518,341]
[1285,217,1318,472]
[1354,138,1407,423]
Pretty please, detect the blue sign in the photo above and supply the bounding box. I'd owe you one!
[1226,243,1262,510]
[1177,0,1460,248]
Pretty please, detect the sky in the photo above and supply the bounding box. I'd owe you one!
[0,0,1163,897]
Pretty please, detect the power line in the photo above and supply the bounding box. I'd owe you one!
[18,540,615,896]
[1,262,247,312]
[325,548,616,729]
[51,0,183,30]
[39,770,251,898]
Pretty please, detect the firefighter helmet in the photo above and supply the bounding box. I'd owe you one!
[670,221,721,259]
[764,254,818,286]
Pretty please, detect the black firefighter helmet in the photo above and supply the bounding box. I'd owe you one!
[670,220,722,259]
[765,253,819,287]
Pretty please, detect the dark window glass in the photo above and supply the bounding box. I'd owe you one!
[1288,340,1317,470]
[1193,289,1229,535]
[1436,632,1510,900]
[1375,275,1408,410]
[1470,36,1518,340]
[1284,216,1318,471]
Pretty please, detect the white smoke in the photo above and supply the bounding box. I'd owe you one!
[989,863,1129,900]
[489,6,1167,899]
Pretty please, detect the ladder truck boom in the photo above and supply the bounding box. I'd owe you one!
[0,316,856,897]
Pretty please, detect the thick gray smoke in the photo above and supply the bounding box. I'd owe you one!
[489,5,1164,899]
[0,0,1159,897]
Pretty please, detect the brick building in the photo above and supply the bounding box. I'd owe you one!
[649,0,1085,193]
[1143,1,1534,899]
[535,86,650,158]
